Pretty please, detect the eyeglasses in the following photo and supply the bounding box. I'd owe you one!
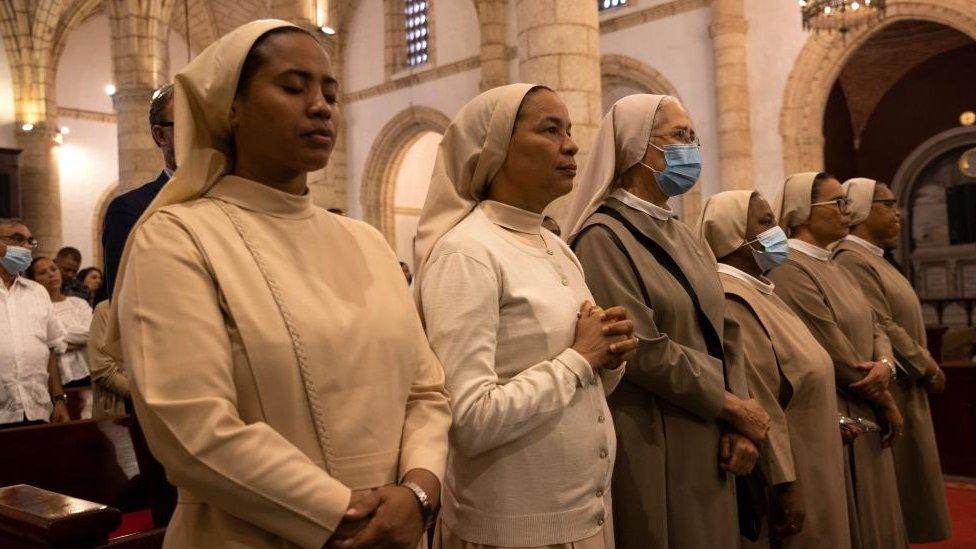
[872,198,898,208]
[650,128,700,146]
[811,196,851,211]
[0,233,38,249]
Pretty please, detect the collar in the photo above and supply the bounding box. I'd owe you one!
[610,188,675,221]
[844,234,884,257]
[480,200,544,235]
[788,238,832,262]
[1,274,34,292]
[206,175,314,219]
[717,263,774,295]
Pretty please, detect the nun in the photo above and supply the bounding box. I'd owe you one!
[834,178,951,543]
[767,172,908,548]
[108,20,451,548]
[415,83,638,549]
[560,94,771,549]
[696,190,851,548]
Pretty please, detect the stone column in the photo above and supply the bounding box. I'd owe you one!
[107,0,171,191]
[709,0,755,191]
[16,123,62,256]
[305,23,349,212]
[476,0,510,91]
[112,85,162,191]
[516,0,601,168]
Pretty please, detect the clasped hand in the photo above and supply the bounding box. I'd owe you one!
[572,301,638,371]
[326,487,423,549]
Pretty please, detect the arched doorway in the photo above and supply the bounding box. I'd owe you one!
[391,131,441,268]
[360,106,450,244]
[779,1,976,175]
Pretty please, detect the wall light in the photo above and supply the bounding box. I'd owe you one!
[21,123,34,132]
[60,126,70,135]
[320,25,336,35]
[960,111,975,126]
[105,84,117,96]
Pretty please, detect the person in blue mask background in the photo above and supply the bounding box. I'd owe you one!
[560,94,771,549]
[696,190,854,549]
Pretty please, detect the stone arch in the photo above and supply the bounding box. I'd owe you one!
[780,0,976,176]
[600,54,681,102]
[90,181,119,269]
[360,106,450,243]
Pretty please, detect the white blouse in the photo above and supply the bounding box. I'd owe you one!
[53,297,92,384]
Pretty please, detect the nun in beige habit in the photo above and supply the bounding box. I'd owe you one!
[107,20,451,548]
[834,178,951,543]
[767,172,908,548]
[560,94,772,549]
[696,190,851,549]
[415,83,638,549]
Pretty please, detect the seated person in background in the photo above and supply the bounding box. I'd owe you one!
[0,219,70,427]
[54,246,89,301]
[27,257,94,419]
[77,267,106,307]
[89,300,128,418]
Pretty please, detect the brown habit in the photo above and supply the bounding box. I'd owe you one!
[768,249,908,548]
[573,197,749,549]
[834,239,951,542]
[720,272,850,549]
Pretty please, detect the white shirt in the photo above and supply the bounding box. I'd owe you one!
[844,234,884,257]
[788,238,832,262]
[611,188,676,221]
[53,297,93,384]
[717,263,775,295]
[0,277,66,423]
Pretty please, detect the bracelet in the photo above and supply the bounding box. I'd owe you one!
[880,358,897,381]
[401,480,436,530]
[52,393,67,403]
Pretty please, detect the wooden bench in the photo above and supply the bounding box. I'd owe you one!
[0,417,165,547]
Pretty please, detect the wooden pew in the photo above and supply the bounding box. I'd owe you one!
[0,417,164,547]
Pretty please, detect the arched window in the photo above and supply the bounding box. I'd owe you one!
[404,0,430,66]
[598,0,628,12]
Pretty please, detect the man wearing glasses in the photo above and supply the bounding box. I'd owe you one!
[0,219,70,428]
[102,84,177,296]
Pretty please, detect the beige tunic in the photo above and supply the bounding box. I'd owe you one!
[89,300,128,418]
[768,243,907,548]
[572,196,749,549]
[719,267,850,549]
[834,238,951,542]
[119,176,451,548]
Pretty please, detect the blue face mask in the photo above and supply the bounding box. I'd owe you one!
[747,226,789,272]
[638,142,702,197]
[1,246,32,274]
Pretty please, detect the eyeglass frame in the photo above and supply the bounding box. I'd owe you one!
[0,232,39,249]
[649,127,701,147]
[153,120,174,128]
[810,196,851,211]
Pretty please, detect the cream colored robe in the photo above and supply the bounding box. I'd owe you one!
[89,300,128,418]
[720,271,850,549]
[768,250,908,549]
[119,176,451,549]
[572,197,749,549]
[834,239,951,542]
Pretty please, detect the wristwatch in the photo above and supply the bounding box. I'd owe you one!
[880,357,897,381]
[401,480,437,530]
[52,393,67,404]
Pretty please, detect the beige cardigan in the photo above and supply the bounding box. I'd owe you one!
[89,300,128,418]
[120,176,451,548]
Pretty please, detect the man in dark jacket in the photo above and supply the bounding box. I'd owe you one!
[102,84,175,295]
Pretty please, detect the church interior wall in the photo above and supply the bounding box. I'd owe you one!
[343,0,386,92]
[0,44,16,149]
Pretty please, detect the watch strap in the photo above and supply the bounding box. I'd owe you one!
[401,480,436,529]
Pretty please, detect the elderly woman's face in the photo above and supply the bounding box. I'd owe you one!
[809,177,851,243]
[230,32,338,178]
[498,89,579,209]
[640,100,696,171]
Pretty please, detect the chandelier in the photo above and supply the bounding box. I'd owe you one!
[800,0,886,33]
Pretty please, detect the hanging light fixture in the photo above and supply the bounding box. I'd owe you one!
[800,0,886,33]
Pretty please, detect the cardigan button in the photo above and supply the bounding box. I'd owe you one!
[561,278,568,286]
[599,449,608,459]
[596,489,604,497]
[547,249,554,255]
[598,518,605,526]
[598,414,606,423]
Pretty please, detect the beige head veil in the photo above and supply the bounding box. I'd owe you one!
[694,190,758,260]
[558,94,668,240]
[843,177,877,226]
[412,83,540,298]
[772,172,821,237]
[101,19,303,358]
